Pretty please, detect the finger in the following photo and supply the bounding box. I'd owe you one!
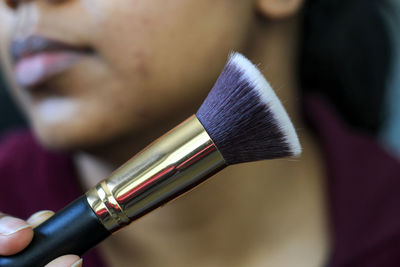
[0,212,33,255]
[45,255,82,267]
[27,210,55,228]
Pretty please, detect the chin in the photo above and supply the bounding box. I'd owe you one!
[33,124,91,152]
[30,119,106,152]
[28,103,117,151]
[29,111,142,153]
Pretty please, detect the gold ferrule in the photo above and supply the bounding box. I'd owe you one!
[86,115,226,232]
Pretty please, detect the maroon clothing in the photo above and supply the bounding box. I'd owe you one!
[304,95,400,267]
[0,96,399,266]
[0,130,107,267]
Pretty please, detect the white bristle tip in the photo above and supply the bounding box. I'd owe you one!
[229,52,302,156]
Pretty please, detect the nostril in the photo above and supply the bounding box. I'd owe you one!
[5,0,18,9]
[5,0,69,9]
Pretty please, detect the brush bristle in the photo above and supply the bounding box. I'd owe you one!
[196,52,301,165]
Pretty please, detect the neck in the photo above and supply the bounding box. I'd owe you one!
[98,132,329,266]
[246,15,302,127]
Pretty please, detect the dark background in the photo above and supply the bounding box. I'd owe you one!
[0,68,25,135]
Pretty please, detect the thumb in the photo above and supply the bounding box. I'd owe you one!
[0,213,33,255]
[45,255,82,267]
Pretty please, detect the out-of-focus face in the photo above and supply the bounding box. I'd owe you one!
[0,0,254,150]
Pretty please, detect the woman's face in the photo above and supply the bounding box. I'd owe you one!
[0,0,254,150]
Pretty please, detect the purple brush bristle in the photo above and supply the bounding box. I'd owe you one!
[196,52,301,165]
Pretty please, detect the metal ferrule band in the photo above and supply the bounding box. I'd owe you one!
[86,115,226,232]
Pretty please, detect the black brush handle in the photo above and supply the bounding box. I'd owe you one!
[0,195,110,267]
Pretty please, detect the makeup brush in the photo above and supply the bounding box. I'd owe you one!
[0,52,301,267]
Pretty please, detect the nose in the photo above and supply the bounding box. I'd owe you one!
[5,0,18,8]
[5,0,66,9]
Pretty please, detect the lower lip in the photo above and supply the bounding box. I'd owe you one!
[14,52,82,89]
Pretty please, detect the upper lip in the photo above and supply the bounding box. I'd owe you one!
[11,35,93,64]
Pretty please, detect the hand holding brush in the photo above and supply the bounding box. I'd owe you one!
[0,52,301,267]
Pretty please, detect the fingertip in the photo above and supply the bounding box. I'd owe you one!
[71,258,83,267]
[0,216,33,255]
[27,210,55,227]
[45,255,81,267]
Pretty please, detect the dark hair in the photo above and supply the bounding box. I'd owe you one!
[299,0,395,133]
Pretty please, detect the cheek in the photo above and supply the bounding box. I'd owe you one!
[30,92,145,149]
[0,4,16,76]
[1,0,254,150]
[80,0,110,19]
[93,0,253,85]
[79,0,255,142]
[0,3,15,44]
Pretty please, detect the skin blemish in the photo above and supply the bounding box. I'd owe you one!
[136,61,150,78]
[134,52,151,78]
[142,17,153,26]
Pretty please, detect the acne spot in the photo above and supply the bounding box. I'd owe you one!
[142,17,153,26]
[137,107,150,119]
[137,61,150,78]
[134,52,151,78]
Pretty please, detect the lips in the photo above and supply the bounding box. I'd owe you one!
[11,36,93,88]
